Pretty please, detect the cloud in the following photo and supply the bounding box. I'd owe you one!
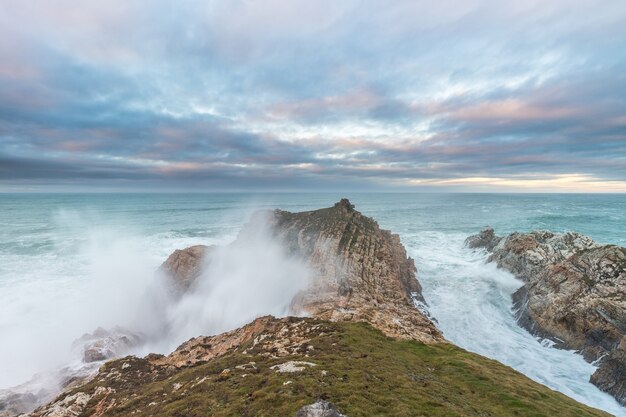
[0,0,625,192]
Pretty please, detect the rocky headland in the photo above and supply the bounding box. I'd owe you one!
[466,227,626,405]
[5,201,616,416]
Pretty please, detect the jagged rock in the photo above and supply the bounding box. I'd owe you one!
[73,326,143,363]
[265,199,441,342]
[158,245,212,293]
[296,399,347,417]
[32,203,616,416]
[160,199,441,343]
[464,227,501,251]
[469,228,626,404]
[0,327,142,417]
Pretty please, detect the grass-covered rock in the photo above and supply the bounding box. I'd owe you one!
[30,318,610,417]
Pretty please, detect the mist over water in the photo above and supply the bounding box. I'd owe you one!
[1,193,625,415]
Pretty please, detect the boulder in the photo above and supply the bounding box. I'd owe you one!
[296,400,347,417]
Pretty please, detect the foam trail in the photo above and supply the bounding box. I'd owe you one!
[407,231,624,416]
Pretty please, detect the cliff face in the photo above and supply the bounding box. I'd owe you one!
[160,199,441,343]
[467,228,626,405]
[265,199,440,342]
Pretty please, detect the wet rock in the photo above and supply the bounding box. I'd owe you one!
[590,339,626,406]
[473,228,626,404]
[296,400,347,417]
[0,364,99,417]
[465,227,501,251]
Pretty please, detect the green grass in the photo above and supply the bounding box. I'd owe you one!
[74,321,610,417]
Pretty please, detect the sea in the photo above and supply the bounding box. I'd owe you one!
[0,193,625,415]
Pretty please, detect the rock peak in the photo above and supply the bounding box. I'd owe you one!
[334,198,354,211]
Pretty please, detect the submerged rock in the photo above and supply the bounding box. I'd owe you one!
[296,399,347,417]
[467,227,626,404]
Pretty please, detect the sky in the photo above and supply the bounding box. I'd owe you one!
[0,0,625,192]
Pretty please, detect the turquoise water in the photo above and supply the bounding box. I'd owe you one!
[0,193,625,415]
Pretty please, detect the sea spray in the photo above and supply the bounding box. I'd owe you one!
[143,211,313,353]
[0,206,313,415]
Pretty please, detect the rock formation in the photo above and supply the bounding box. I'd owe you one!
[466,228,626,405]
[158,245,213,293]
[160,199,441,343]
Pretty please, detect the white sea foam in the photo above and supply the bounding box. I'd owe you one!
[406,231,624,416]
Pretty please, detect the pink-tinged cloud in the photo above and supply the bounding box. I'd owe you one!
[449,99,582,122]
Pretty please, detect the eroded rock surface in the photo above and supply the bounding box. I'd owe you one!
[467,228,626,404]
[268,199,440,342]
[1,327,143,417]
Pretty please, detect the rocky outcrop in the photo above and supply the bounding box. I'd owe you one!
[266,199,440,342]
[465,227,501,251]
[467,228,626,405]
[73,327,143,363]
[158,245,212,293]
[27,202,617,416]
[296,400,347,417]
[159,199,441,343]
